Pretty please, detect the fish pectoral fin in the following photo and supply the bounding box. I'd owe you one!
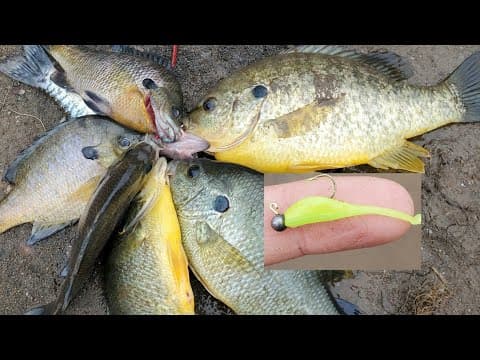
[68,176,101,203]
[283,45,413,81]
[27,221,76,246]
[83,90,112,115]
[119,196,154,237]
[368,141,430,173]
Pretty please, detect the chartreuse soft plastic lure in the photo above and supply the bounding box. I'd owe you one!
[270,174,421,232]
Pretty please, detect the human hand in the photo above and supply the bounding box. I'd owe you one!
[264,176,416,266]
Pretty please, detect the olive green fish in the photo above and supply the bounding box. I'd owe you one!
[26,143,157,315]
[184,45,480,173]
[106,157,194,315]
[169,159,338,315]
[0,45,182,143]
[0,116,143,245]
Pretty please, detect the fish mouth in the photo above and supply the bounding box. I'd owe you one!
[146,95,182,143]
[159,132,210,160]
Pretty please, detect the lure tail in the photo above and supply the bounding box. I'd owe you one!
[346,203,421,225]
[0,45,53,89]
[283,196,421,228]
[446,51,480,122]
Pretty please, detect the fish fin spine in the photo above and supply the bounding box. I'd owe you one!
[111,45,172,70]
[446,51,480,122]
[283,45,413,81]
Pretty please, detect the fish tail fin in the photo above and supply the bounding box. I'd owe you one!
[446,52,480,122]
[0,45,53,88]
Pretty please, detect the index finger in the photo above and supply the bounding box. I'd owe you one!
[264,176,415,266]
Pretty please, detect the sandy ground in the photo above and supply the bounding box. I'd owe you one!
[0,45,479,315]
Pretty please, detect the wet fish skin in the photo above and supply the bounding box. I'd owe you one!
[184,46,480,173]
[169,159,338,315]
[0,45,183,143]
[26,143,157,315]
[106,157,194,315]
[0,116,143,245]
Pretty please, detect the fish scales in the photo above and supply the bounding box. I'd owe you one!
[170,159,338,314]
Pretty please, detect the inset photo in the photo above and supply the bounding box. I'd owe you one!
[264,173,422,270]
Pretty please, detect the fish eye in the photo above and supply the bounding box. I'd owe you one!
[118,137,131,148]
[187,164,200,178]
[213,195,230,213]
[252,85,268,98]
[142,78,158,90]
[203,97,217,112]
[172,107,181,119]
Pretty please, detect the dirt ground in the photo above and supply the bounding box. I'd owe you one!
[0,45,478,315]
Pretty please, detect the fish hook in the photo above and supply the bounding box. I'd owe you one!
[269,173,336,216]
[269,173,336,232]
[305,173,337,199]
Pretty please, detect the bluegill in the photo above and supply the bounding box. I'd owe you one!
[0,116,143,245]
[26,143,157,314]
[184,46,480,173]
[106,157,194,315]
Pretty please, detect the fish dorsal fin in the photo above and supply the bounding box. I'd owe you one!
[282,45,360,57]
[111,45,172,70]
[357,50,414,81]
[2,120,75,185]
[283,45,414,81]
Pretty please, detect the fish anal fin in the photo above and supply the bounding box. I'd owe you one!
[287,162,345,173]
[27,221,76,246]
[368,141,430,173]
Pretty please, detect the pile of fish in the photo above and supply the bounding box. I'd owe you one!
[0,44,479,315]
